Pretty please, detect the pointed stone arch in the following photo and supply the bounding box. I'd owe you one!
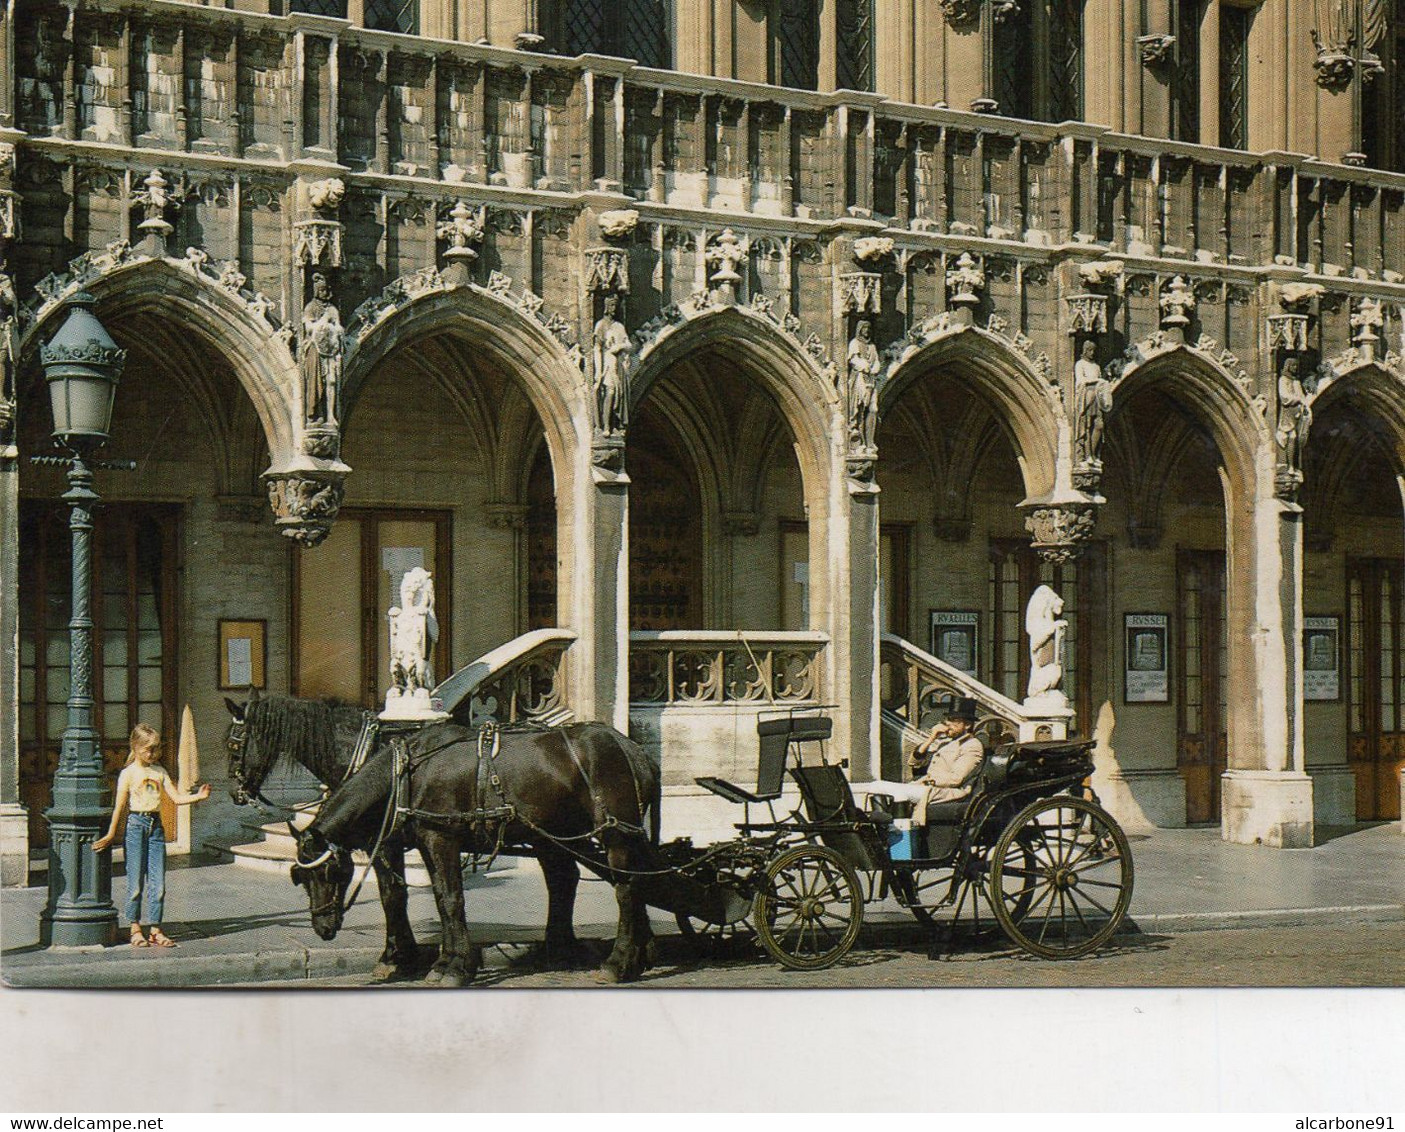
[341,271,589,471]
[1104,337,1270,501]
[879,319,1064,502]
[1308,356,1405,472]
[18,252,297,465]
[630,301,841,508]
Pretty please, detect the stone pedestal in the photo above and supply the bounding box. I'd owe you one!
[0,802,28,887]
[1221,770,1315,848]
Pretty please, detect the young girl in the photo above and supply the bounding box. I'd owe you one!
[93,723,211,948]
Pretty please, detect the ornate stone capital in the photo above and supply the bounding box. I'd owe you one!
[264,471,345,547]
[1310,30,1355,91]
[1267,313,1310,353]
[586,247,630,294]
[839,271,882,314]
[598,209,639,241]
[294,177,345,268]
[1023,503,1097,563]
[1066,293,1108,335]
[852,236,895,266]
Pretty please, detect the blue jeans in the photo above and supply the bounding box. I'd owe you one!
[123,812,166,926]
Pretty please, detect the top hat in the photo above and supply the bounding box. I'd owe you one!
[946,697,980,723]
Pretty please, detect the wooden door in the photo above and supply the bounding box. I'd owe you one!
[293,508,452,707]
[1177,548,1227,824]
[18,503,180,849]
[1347,558,1405,820]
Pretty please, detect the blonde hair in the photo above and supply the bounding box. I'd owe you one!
[124,723,162,766]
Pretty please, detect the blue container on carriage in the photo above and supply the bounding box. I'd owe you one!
[886,818,921,861]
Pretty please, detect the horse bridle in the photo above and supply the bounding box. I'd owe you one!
[295,845,350,919]
[227,715,300,815]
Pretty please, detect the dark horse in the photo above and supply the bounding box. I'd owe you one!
[225,691,422,980]
[288,720,662,985]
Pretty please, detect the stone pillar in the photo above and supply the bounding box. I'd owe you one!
[832,472,881,781]
[0,444,24,886]
[576,466,630,732]
[1220,458,1313,848]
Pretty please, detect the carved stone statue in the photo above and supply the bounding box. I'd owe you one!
[845,319,882,451]
[593,293,633,434]
[1074,339,1112,464]
[0,272,15,449]
[299,273,344,427]
[1275,356,1312,469]
[1025,584,1068,706]
[384,567,440,719]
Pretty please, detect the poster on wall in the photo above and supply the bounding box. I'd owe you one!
[930,610,980,677]
[1303,615,1341,701]
[1124,613,1169,703]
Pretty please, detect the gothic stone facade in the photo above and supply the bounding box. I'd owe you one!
[3,0,1405,883]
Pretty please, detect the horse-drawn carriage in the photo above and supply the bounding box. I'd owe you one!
[227,690,1134,982]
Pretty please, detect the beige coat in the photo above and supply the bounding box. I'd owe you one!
[910,733,986,808]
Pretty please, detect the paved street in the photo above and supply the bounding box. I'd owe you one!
[233,919,1405,988]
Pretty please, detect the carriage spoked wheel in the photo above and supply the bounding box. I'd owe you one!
[988,795,1134,960]
[753,845,864,971]
[674,911,756,951]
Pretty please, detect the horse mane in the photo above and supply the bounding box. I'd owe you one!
[245,696,357,788]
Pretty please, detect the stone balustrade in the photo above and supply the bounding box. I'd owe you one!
[627,630,826,707]
[878,633,1070,779]
[430,627,575,726]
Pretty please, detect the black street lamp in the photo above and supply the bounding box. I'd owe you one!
[36,292,126,948]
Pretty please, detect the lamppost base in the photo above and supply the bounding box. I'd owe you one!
[41,908,119,949]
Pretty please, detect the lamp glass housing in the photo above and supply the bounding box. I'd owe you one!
[46,369,118,444]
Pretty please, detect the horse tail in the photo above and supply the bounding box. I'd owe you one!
[619,731,661,847]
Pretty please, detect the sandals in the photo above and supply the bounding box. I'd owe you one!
[129,926,150,948]
[147,928,178,948]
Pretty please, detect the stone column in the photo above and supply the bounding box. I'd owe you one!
[829,468,881,781]
[567,458,630,733]
[1220,454,1313,848]
[0,435,23,886]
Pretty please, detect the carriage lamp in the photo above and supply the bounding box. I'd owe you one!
[37,293,127,947]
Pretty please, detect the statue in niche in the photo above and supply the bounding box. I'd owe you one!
[1025,584,1068,705]
[299,273,343,428]
[845,319,882,452]
[1074,339,1112,464]
[385,567,439,718]
[1275,356,1312,469]
[592,293,633,434]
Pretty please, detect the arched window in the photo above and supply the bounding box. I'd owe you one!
[560,0,670,69]
[289,0,347,15]
[1171,0,1202,141]
[1218,4,1252,149]
[777,0,820,90]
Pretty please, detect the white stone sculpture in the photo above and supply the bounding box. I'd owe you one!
[1025,584,1069,707]
[845,318,881,451]
[383,567,442,719]
[299,273,343,427]
[593,292,633,434]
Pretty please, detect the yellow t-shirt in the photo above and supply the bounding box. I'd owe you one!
[120,763,172,813]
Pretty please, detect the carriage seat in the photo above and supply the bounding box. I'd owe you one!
[696,714,833,806]
[790,763,886,873]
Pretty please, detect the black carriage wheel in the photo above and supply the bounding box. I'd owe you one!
[674,911,756,949]
[988,795,1134,960]
[753,846,864,971]
[894,866,957,926]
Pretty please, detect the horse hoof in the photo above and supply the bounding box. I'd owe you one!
[369,963,397,983]
[433,971,467,988]
[592,965,623,985]
[424,968,444,985]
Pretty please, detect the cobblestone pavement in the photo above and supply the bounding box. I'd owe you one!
[234,919,1405,988]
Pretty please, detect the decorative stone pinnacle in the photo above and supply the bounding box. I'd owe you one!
[945,252,985,320]
[1159,275,1195,335]
[1351,297,1384,355]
